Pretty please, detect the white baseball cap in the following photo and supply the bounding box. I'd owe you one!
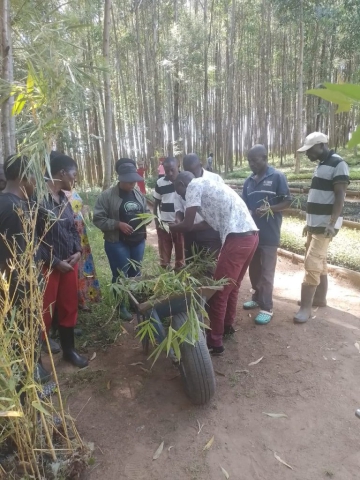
[297,132,328,152]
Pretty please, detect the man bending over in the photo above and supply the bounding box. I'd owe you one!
[170,172,258,355]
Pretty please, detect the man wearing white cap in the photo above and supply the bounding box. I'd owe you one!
[294,132,349,323]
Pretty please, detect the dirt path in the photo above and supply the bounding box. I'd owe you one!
[56,226,360,480]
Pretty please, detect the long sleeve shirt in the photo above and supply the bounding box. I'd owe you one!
[38,191,82,267]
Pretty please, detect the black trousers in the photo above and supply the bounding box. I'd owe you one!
[249,244,278,312]
[184,228,222,261]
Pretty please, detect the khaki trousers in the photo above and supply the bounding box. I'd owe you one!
[303,233,331,286]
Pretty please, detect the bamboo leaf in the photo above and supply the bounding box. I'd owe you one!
[263,412,288,418]
[220,466,230,479]
[32,401,51,417]
[0,410,24,417]
[347,124,360,148]
[323,82,360,102]
[12,93,27,116]
[203,435,214,451]
[153,441,164,460]
[27,72,35,94]
[248,356,264,366]
[306,88,351,113]
[274,452,293,470]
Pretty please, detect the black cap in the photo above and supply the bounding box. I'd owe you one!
[117,163,143,183]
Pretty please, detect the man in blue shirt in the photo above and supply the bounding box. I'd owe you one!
[242,145,291,325]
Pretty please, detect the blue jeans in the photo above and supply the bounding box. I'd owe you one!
[104,240,146,283]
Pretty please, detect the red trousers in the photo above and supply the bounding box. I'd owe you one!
[157,227,185,269]
[207,233,259,347]
[43,264,79,333]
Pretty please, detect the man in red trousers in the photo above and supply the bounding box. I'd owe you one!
[170,171,258,355]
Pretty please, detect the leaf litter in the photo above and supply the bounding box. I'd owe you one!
[220,466,230,478]
[248,356,263,366]
[203,436,214,451]
[153,441,164,460]
[274,452,293,470]
[263,412,287,418]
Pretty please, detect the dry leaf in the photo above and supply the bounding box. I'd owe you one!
[140,367,151,373]
[107,381,111,390]
[197,419,204,434]
[153,441,164,460]
[355,342,360,353]
[90,352,96,361]
[168,445,174,451]
[235,369,249,374]
[130,362,144,366]
[263,412,287,419]
[215,370,226,377]
[274,452,293,470]
[203,436,214,451]
[0,411,23,417]
[248,356,263,366]
[220,466,230,478]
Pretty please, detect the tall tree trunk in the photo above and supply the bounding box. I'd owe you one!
[1,0,15,157]
[102,0,112,189]
[294,0,304,174]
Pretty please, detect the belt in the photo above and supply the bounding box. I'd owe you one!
[228,231,258,238]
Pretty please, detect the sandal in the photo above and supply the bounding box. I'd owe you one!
[243,300,259,310]
[254,310,273,325]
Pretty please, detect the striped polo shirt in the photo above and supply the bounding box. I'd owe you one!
[307,150,349,233]
[153,177,176,222]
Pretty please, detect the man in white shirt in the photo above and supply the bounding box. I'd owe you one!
[170,172,259,355]
[175,153,223,260]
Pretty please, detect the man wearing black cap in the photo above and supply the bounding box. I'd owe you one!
[93,159,148,320]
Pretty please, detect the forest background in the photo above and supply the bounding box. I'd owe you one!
[0,0,359,189]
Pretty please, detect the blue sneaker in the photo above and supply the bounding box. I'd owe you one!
[254,310,273,325]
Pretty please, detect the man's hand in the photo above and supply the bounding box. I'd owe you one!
[55,261,74,273]
[119,222,133,235]
[302,225,308,237]
[65,252,81,267]
[255,207,269,217]
[324,224,336,238]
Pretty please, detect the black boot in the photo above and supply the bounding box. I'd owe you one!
[313,275,328,307]
[58,326,88,368]
[34,356,52,384]
[294,284,317,324]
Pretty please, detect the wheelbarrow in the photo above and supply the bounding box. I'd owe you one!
[128,285,223,405]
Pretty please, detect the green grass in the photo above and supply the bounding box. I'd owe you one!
[280,217,360,272]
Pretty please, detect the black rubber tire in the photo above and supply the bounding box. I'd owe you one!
[172,312,216,405]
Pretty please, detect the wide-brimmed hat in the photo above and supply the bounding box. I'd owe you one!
[117,162,143,183]
[298,132,328,152]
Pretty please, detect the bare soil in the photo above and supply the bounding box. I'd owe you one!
[48,226,360,480]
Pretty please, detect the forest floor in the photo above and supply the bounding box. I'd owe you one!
[45,224,360,480]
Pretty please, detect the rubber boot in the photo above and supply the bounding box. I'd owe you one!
[58,326,88,368]
[35,356,52,384]
[294,284,317,324]
[313,275,328,307]
[42,337,61,354]
[297,275,328,308]
[119,304,133,321]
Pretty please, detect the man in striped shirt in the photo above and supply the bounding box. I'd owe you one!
[294,132,349,323]
[153,157,184,269]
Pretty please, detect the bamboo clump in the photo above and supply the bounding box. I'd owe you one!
[0,200,87,479]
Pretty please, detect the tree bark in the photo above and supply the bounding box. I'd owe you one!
[102,0,112,189]
[1,0,15,157]
[294,0,304,174]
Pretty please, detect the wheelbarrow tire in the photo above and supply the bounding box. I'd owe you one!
[172,312,215,405]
